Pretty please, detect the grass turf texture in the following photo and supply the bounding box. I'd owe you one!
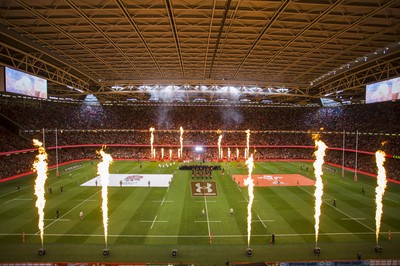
[0,160,399,265]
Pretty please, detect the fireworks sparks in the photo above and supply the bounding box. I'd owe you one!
[97,148,113,249]
[179,127,184,159]
[245,129,251,159]
[149,127,155,159]
[312,134,327,246]
[33,139,48,249]
[244,154,255,247]
[375,150,387,246]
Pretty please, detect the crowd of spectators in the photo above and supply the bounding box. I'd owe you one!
[0,98,399,179]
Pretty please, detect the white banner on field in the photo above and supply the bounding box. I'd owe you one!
[81,174,173,187]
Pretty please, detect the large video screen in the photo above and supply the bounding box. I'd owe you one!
[366,77,400,104]
[5,67,47,99]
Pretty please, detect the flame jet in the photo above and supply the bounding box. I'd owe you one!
[245,129,250,159]
[218,130,223,159]
[149,127,155,158]
[97,149,113,249]
[179,127,184,158]
[33,139,48,249]
[312,134,327,247]
[244,154,255,247]
[375,150,387,246]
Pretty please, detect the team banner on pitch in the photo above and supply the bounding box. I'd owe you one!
[191,181,217,196]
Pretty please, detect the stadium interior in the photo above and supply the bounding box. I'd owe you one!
[1,1,400,265]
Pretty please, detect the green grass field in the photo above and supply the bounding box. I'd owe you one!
[0,159,399,265]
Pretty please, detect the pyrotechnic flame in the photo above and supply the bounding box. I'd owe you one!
[312,134,327,246]
[244,154,255,247]
[161,147,164,159]
[180,127,184,158]
[228,147,231,160]
[97,148,113,249]
[218,134,223,159]
[236,148,239,159]
[245,129,250,159]
[33,139,48,249]
[149,127,155,158]
[375,150,387,245]
[169,149,172,159]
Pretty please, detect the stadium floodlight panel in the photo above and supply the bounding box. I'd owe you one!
[195,146,203,152]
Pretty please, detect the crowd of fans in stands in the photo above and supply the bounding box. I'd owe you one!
[0,98,399,180]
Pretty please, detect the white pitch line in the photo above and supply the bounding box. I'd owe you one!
[256,214,267,229]
[5,231,396,238]
[4,195,24,204]
[204,196,211,238]
[152,198,174,205]
[341,218,366,220]
[37,190,101,234]
[384,197,399,203]
[75,199,97,202]
[195,220,221,223]
[338,179,351,186]
[140,220,168,223]
[150,215,158,229]
[298,186,375,232]
[253,219,275,222]
[160,197,166,206]
[44,219,70,222]
[236,185,242,192]
[195,200,216,203]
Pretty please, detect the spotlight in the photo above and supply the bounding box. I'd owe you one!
[37,248,46,256]
[313,247,321,256]
[246,247,253,257]
[102,249,110,257]
[172,249,177,258]
[375,246,383,254]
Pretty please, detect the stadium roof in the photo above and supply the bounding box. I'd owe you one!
[1,0,400,105]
